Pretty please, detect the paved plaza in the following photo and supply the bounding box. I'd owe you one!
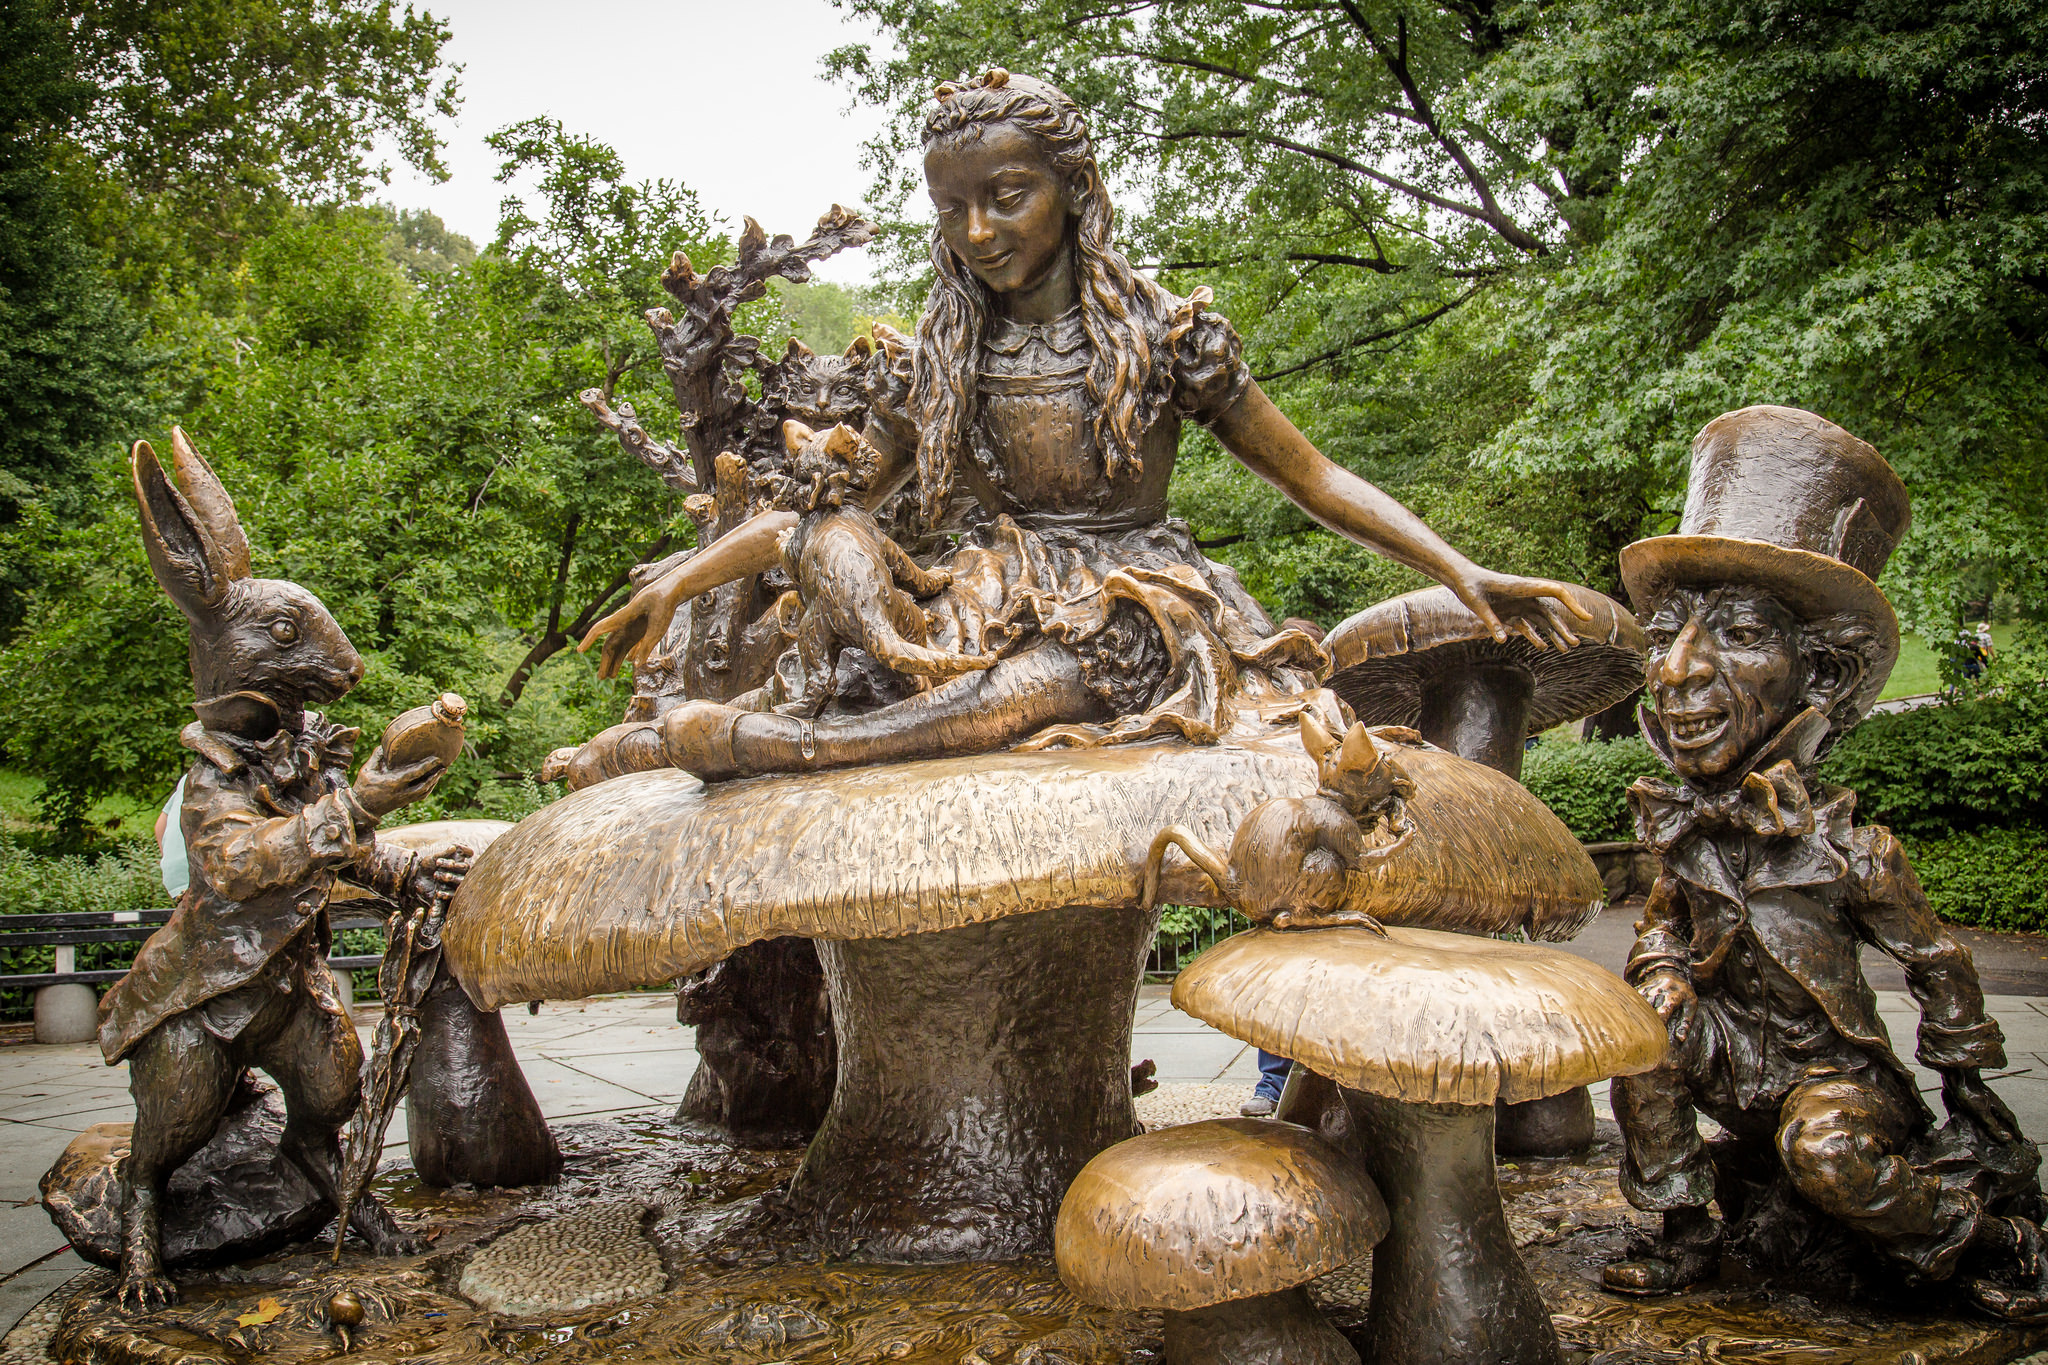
[9,907,2048,1337]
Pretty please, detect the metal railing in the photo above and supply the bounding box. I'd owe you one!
[1145,906,1254,979]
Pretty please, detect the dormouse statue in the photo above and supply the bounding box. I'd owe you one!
[93,429,470,1310]
[1141,712,1416,932]
[1606,405,2048,1320]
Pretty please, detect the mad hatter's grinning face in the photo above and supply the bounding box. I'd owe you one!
[1643,587,1805,787]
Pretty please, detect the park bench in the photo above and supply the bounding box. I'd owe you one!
[3,902,394,1044]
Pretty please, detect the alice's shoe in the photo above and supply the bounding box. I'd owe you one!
[659,701,746,782]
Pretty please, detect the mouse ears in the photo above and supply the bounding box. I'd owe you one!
[132,427,251,617]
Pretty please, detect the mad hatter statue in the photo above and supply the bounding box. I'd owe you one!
[1605,405,2048,1317]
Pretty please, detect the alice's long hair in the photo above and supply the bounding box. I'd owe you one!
[913,70,1179,527]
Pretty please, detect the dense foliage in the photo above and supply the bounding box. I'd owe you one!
[1903,826,2048,936]
[1520,736,1668,844]
[1820,688,2048,841]
[0,5,810,833]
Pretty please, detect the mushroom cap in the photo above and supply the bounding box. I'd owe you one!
[1172,927,1666,1107]
[441,733,1604,1010]
[1054,1118,1387,1312]
[1324,584,1647,733]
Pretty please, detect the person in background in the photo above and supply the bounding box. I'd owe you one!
[152,777,188,900]
[1241,615,1326,1119]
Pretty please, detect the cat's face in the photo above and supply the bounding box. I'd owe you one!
[766,338,873,432]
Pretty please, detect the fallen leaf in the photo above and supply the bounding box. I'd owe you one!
[235,1297,286,1327]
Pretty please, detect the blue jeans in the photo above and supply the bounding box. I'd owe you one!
[1254,1049,1292,1103]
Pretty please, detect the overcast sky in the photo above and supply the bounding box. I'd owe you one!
[379,0,896,283]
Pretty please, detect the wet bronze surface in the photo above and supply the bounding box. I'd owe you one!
[1055,1117,1386,1312]
[444,737,1604,1012]
[1325,583,1648,743]
[1173,927,1666,1108]
[31,1115,2048,1365]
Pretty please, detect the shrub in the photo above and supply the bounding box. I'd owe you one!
[0,836,166,1020]
[1820,689,2048,840]
[1902,825,2048,935]
[1520,737,1670,843]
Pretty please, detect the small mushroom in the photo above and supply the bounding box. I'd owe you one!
[1323,583,1645,781]
[1173,927,1664,1365]
[1323,584,1647,1155]
[1055,1118,1385,1365]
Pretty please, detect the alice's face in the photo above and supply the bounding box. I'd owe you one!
[924,123,1075,296]
[1643,587,1805,786]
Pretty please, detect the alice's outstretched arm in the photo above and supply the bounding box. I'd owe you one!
[579,427,916,676]
[1211,382,1590,647]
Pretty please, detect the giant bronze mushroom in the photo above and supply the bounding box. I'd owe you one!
[352,819,559,1189]
[1173,927,1665,1365]
[441,720,1604,1260]
[1055,1118,1386,1364]
[1323,583,1647,1154]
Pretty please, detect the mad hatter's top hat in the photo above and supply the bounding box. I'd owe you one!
[1619,405,1908,719]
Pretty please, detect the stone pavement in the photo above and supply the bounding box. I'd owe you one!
[9,933,2048,1335]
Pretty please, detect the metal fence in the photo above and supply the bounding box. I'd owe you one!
[1144,906,1254,980]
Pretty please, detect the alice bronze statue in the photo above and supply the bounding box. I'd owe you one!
[563,69,1590,784]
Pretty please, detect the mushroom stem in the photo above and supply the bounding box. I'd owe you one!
[406,963,560,1188]
[1414,662,1594,1154]
[1414,660,1535,780]
[1163,1288,1360,1365]
[1493,1086,1594,1157]
[1342,1087,1562,1365]
[783,904,1155,1259]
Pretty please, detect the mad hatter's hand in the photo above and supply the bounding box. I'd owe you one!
[1944,1068,2022,1147]
[1639,967,1698,1047]
[1451,568,1595,652]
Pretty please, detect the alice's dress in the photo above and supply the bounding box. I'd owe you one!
[842,288,1330,749]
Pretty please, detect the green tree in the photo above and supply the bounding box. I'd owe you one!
[829,0,2048,635]
[55,0,460,310]
[1480,0,2048,638]
[0,126,738,831]
[0,0,148,630]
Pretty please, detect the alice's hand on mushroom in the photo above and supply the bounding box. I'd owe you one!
[1639,967,1697,1045]
[1448,567,1593,651]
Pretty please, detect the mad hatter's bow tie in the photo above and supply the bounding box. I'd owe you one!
[1631,759,1816,855]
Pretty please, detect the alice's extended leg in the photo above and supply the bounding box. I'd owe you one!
[566,643,1104,787]
[722,643,1102,776]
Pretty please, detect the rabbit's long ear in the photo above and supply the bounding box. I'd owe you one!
[133,435,241,615]
[167,428,251,582]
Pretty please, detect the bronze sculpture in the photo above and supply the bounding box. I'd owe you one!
[1139,712,1416,933]
[86,430,472,1309]
[1323,582,1649,1155]
[1056,1117,1388,1364]
[446,68,1615,1260]
[1606,404,2048,1318]
[1173,925,1666,1365]
[564,68,1591,783]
